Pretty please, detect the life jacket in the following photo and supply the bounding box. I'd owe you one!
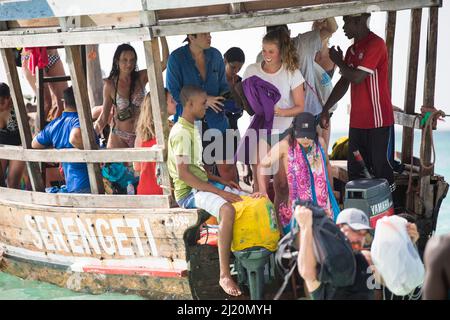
[330,136,349,160]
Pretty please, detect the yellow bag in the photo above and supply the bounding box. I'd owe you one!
[231,196,280,252]
[330,136,349,160]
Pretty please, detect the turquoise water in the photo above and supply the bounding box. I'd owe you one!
[0,130,449,299]
[0,272,145,300]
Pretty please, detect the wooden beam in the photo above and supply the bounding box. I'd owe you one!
[144,38,171,196]
[0,0,145,20]
[0,1,441,46]
[0,145,164,163]
[385,11,396,92]
[0,27,152,48]
[0,48,45,192]
[0,187,170,209]
[65,45,104,194]
[419,6,439,218]
[35,67,46,132]
[152,0,440,36]
[86,45,103,107]
[401,9,422,165]
[394,111,421,129]
[421,6,438,175]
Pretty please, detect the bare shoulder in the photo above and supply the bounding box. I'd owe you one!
[139,69,148,83]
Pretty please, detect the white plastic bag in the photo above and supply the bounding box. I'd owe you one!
[371,215,425,296]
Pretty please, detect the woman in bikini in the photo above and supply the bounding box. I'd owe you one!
[21,47,68,121]
[94,40,169,149]
[0,83,26,189]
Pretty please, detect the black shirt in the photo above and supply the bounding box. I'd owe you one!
[310,251,375,300]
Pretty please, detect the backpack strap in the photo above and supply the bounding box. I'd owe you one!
[318,144,341,221]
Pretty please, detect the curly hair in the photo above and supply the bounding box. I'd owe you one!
[135,92,156,142]
[263,29,299,72]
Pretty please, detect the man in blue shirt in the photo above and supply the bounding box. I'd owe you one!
[166,33,237,182]
[32,86,95,193]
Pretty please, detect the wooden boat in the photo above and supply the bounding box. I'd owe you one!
[0,0,447,299]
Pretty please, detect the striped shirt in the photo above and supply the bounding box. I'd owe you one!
[345,32,394,129]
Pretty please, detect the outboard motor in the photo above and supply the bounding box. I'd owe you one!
[344,178,394,228]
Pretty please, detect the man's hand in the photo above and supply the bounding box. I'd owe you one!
[219,190,243,203]
[294,206,313,230]
[206,96,224,113]
[407,223,420,244]
[329,46,344,65]
[224,180,241,190]
[319,111,330,129]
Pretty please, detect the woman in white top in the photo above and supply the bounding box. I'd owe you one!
[243,28,305,215]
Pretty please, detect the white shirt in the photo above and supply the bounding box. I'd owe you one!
[243,62,304,134]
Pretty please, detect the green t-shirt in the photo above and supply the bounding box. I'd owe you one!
[168,117,208,201]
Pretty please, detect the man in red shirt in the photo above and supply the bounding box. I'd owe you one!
[320,13,394,189]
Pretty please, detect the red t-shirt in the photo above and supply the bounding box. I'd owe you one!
[344,32,394,129]
[136,138,163,195]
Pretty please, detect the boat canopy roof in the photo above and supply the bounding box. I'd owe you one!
[0,0,442,47]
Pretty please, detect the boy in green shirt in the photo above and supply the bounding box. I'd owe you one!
[168,85,261,297]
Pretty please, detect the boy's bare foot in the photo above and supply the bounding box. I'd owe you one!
[219,275,242,297]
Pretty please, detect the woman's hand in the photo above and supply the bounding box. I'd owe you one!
[206,96,224,113]
[274,107,286,117]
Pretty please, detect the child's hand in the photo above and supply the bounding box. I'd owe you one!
[249,192,265,199]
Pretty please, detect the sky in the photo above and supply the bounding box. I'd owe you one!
[1,2,449,135]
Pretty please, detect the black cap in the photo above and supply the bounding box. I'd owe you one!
[293,112,316,140]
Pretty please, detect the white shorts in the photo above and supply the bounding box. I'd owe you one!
[194,186,248,218]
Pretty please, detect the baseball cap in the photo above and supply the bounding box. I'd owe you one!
[336,208,372,231]
[293,112,317,140]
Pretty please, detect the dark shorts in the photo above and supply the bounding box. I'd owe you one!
[348,126,394,186]
[0,131,21,146]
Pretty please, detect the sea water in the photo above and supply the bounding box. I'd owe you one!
[0,130,449,299]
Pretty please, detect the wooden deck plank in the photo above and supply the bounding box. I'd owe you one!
[0,144,163,163]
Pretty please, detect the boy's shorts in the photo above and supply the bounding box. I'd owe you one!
[177,183,248,218]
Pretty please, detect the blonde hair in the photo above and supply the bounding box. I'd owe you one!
[135,93,156,142]
[263,29,299,72]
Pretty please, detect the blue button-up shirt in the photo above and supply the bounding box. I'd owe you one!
[166,45,230,133]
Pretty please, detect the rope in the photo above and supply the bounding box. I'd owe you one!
[419,109,446,171]
[406,110,445,200]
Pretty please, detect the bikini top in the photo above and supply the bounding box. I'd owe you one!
[0,108,19,134]
[113,79,145,112]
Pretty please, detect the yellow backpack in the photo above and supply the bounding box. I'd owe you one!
[231,196,280,252]
[329,136,349,160]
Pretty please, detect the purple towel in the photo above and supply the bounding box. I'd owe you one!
[235,76,281,164]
